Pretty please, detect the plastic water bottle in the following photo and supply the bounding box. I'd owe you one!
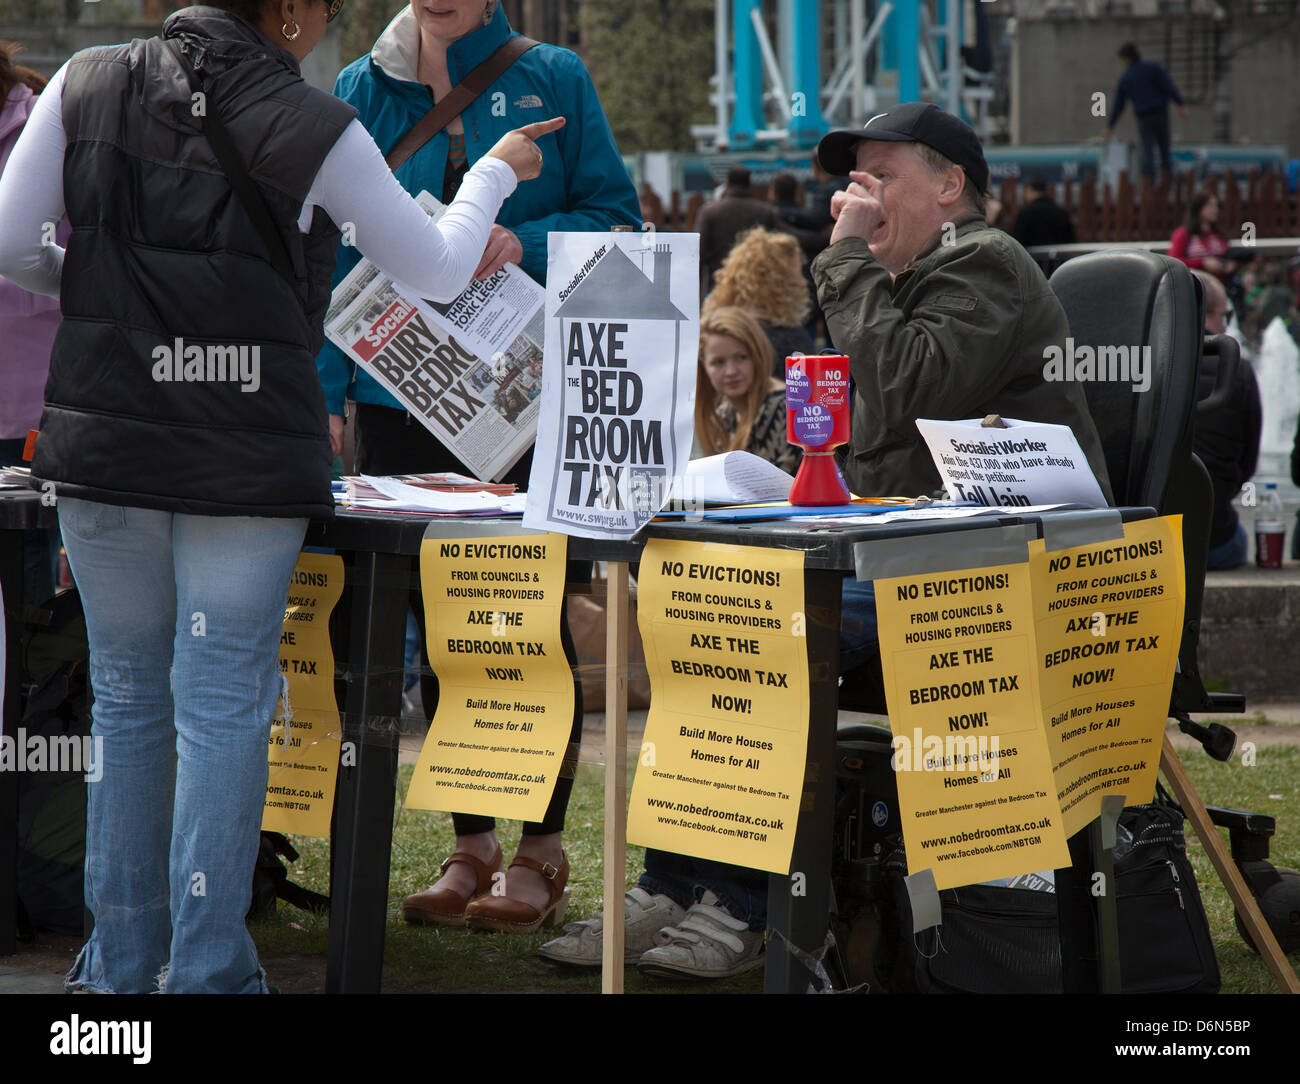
[1255,483,1286,569]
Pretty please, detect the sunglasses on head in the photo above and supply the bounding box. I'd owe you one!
[326,0,344,22]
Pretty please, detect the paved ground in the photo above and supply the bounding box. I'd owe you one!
[0,965,64,994]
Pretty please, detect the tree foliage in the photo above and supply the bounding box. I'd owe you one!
[338,0,401,70]
[577,0,714,153]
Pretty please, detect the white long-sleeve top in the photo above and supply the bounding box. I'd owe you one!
[0,60,517,303]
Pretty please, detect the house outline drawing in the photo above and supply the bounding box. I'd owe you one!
[548,241,689,525]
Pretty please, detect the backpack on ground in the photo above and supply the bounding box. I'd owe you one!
[829,724,1220,994]
[870,792,1219,994]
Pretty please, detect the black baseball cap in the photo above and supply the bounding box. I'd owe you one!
[817,102,990,195]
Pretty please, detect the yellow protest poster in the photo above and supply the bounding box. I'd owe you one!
[407,534,573,821]
[627,539,809,875]
[1028,516,1185,837]
[262,552,344,839]
[875,562,1071,890]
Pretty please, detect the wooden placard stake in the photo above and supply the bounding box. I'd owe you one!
[602,561,630,993]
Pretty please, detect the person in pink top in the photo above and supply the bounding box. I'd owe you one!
[0,43,67,468]
[0,42,65,603]
[1168,191,1234,283]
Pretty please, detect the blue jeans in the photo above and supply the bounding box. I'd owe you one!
[639,576,879,927]
[1206,521,1248,571]
[58,498,306,994]
[639,851,767,931]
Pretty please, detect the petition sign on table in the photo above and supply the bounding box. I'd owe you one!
[524,231,699,540]
[916,417,1108,509]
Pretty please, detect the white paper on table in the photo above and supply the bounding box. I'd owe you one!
[359,475,507,514]
[916,417,1107,509]
[871,502,1070,523]
[668,451,794,505]
[794,502,1070,527]
[0,466,31,489]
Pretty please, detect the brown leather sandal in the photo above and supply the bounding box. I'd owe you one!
[401,845,503,927]
[464,852,570,934]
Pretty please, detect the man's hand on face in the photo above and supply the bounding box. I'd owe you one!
[829,170,885,246]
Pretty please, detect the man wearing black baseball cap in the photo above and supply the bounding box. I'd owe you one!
[809,101,1113,503]
[817,101,991,200]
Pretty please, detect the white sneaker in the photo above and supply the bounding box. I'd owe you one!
[636,892,764,980]
[537,887,686,967]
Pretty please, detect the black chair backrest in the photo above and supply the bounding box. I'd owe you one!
[1048,250,1204,512]
[1050,250,1238,715]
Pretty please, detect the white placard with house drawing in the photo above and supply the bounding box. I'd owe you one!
[524,232,700,540]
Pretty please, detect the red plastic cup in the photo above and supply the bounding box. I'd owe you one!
[785,353,850,505]
[1255,520,1285,569]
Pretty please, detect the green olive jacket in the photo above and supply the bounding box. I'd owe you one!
[811,217,1115,504]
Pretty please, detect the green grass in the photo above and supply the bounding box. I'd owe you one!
[250,760,763,993]
[251,742,1300,994]
[1175,743,1300,994]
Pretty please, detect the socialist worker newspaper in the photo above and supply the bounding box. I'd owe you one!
[322,192,546,482]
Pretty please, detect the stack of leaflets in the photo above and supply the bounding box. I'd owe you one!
[341,472,516,501]
[0,465,32,489]
[335,473,523,517]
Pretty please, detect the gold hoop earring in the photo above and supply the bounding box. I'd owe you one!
[282,20,301,41]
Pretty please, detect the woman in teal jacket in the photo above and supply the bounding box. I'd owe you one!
[316,0,640,447]
[319,0,639,935]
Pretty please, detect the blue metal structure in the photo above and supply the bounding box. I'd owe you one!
[790,0,830,147]
[893,0,920,105]
[730,0,765,149]
[707,0,989,153]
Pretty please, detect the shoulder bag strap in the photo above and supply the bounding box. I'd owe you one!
[165,39,299,295]
[384,35,539,173]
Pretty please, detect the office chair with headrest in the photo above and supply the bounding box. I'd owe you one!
[1048,249,1244,726]
[1049,253,1300,969]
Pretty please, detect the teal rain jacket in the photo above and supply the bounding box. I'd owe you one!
[316,5,640,415]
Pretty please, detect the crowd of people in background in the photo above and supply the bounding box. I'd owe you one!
[688,159,1299,365]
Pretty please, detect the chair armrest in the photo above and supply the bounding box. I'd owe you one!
[1196,333,1240,414]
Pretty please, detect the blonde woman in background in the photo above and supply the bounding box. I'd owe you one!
[695,306,798,476]
[703,226,815,375]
